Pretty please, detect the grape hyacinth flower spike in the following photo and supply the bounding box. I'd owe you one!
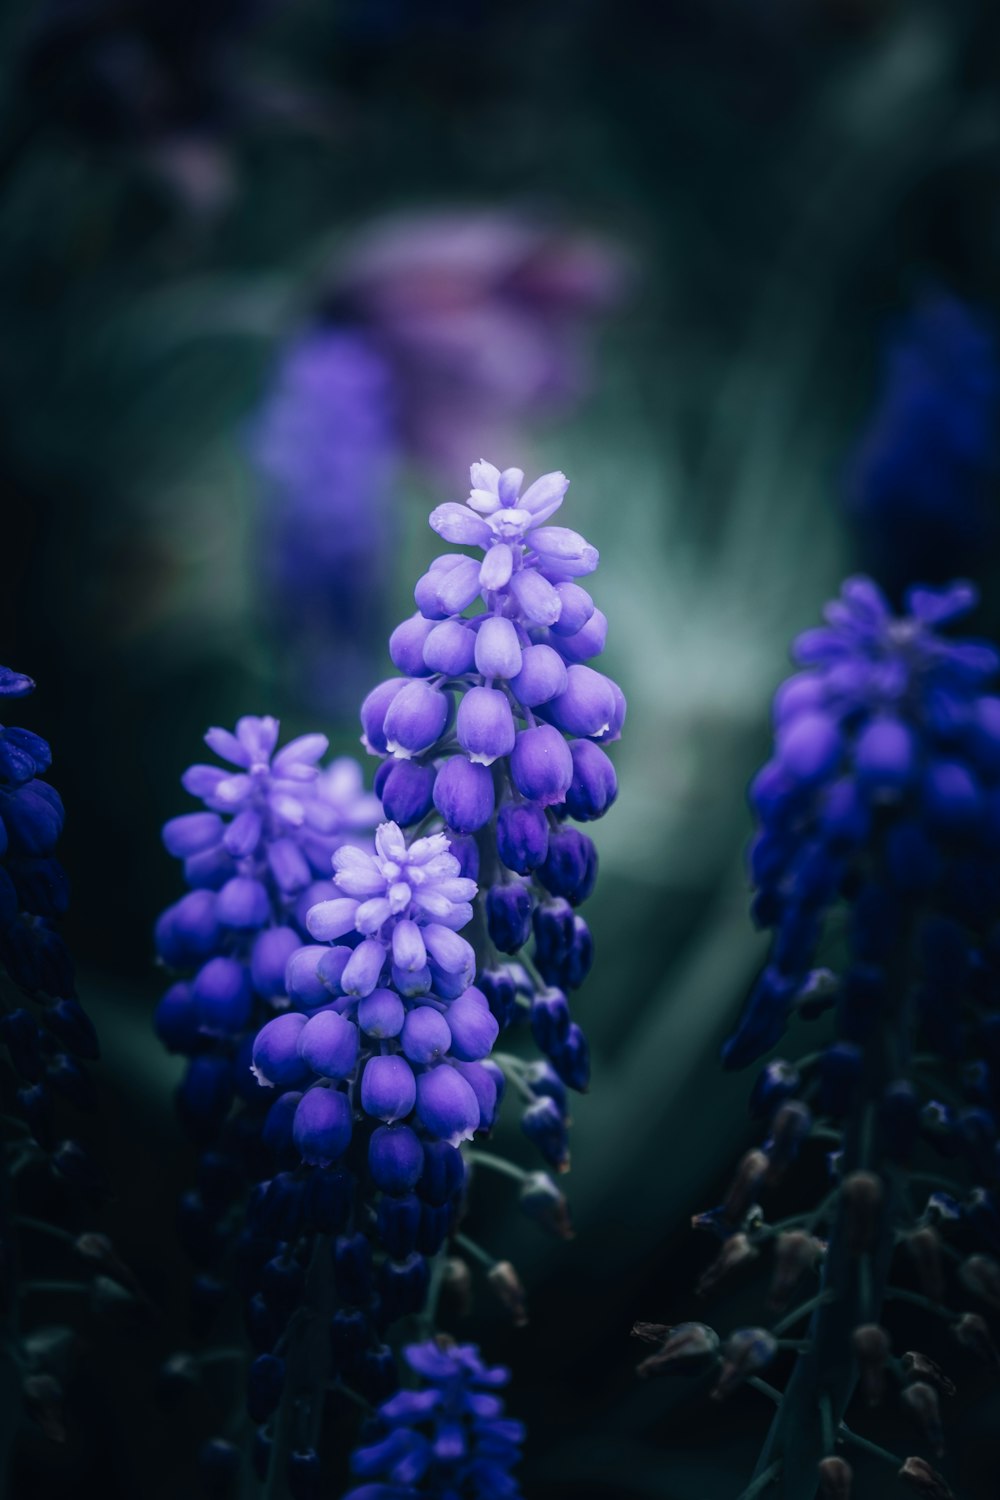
[637,579,1000,1499]
[0,667,121,1483]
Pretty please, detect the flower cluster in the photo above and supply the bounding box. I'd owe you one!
[0,665,98,1155]
[251,329,398,709]
[153,718,380,1321]
[641,578,1000,1496]
[344,1340,524,1500]
[730,576,1000,1071]
[844,293,1000,596]
[360,461,623,1163]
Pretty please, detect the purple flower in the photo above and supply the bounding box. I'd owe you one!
[344,1339,524,1500]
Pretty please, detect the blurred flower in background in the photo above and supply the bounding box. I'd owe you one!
[249,211,628,712]
[843,290,1000,599]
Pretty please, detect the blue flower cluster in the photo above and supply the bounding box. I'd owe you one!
[153,718,381,1326]
[360,461,623,1163]
[251,329,398,709]
[0,666,98,1156]
[844,293,1000,595]
[730,576,1000,1074]
[344,1340,524,1500]
[645,578,1000,1493]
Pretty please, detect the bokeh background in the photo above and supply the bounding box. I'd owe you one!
[3,0,1000,1495]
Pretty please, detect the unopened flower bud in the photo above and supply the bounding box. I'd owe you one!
[901,1381,944,1456]
[711,1328,777,1400]
[767,1231,824,1312]
[841,1170,883,1255]
[486,1260,528,1327]
[905,1226,945,1302]
[851,1323,891,1406]
[951,1312,999,1368]
[440,1258,473,1318]
[696,1233,758,1297]
[518,1171,574,1239]
[818,1456,853,1499]
[959,1253,1000,1310]
[898,1457,954,1498]
[900,1351,956,1398]
[633,1321,720,1380]
[722,1150,769,1225]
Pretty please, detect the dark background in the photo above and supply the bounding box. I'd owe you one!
[3,0,1000,1496]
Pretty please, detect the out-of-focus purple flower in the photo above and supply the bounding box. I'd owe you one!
[344,1339,524,1500]
[250,330,398,711]
[331,211,628,480]
[844,293,1000,596]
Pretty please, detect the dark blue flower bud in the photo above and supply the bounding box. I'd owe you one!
[377,1193,422,1259]
[262,1093,302,1160]
[298,1010,360,1079]
[722,968,796,1071]
[293,1086,353,1166]
[486,883,532,953]
[530,988,570,1056]
[193,957,252,1035]
[550,1022,590,1092]
[565,740,617,821]
[544,665,618,738]
[262,1254,305,1315]
[415,1064,480,1145]
[177,1056,234,1143]
[4,782,64,856]
[539,827,597,906]
[247,1353,285,1424]
[217,876,270,930]
[522,1096,569,1171]
[369,1125,424,1194]
[510,644,568,707]
[251,1013,310,1089]
[417,1139,466,1205]
[456,687,515,766]
[380,759,436,827]
[250,926,301,1000]
[376,1252,429,1323]
[432,755,494,833]
[245,1291,281,1353]
[361,1055,416,1123]
[252,1173,307,1239]
[475,616,523,678]
[48,1053,98,1111]
[305,1167,353,1235]
[497,801,549,874]
[445,988,499,1061]
[479,966,518,1028]
[854,715,917,795]
[333,1233,373,1305]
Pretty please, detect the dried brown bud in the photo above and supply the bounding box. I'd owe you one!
[841,1171,883,1255]
[767,1231,825,1313]
[22,1373,66,1443]
[901,1381,944,1456]
[440,1258,473,1318]
[898,1456,955,1499]
[851,1323,891,1406]
[905,1226,945,1302]
[951,1312,1000,1369]
[696,1233,758,1297]
[959,1253,1000,1311]
[817,1455,853,1499]
[722,1150,770,1225]
[900,1351,956,1398]
[711,1328,777,1401]
[633,1321,720,1380]
[519,1172,574,1240]
[487,1261,528,1327]
[74,1233,143,1296]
